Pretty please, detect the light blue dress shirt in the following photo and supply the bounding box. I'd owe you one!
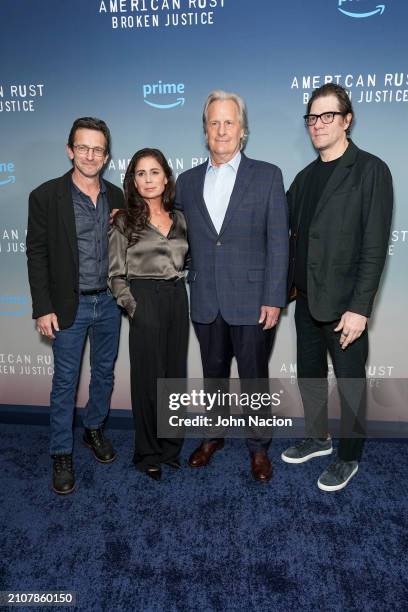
[203,151,241,234]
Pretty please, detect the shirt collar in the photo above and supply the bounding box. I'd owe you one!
[206,150,241,173]
[71,177,106,195]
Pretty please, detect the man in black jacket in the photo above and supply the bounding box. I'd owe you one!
[27,117,125,495]
[282,84,393,491]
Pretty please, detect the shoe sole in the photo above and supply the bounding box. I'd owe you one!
[82,440,117,464]
[146,468,162,481]
[281,447,333,464]
[252,474,272,483]
[317,464,359,492]
[52,484,75,495]
[164,462,181,469]
[188,461,210,468]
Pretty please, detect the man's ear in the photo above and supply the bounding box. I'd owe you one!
[66,144,74,161]
[344,113,353,131]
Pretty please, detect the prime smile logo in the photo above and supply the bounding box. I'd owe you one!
[0,295,30,317]
[142,81,185,110]
[0,161,16,187]
[338,1,385,18]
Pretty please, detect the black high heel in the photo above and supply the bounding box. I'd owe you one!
[164,458,181,469]
[146,466,162,481]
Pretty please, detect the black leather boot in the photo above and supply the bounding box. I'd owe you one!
[83,427,117,463]
[52,454,75,495]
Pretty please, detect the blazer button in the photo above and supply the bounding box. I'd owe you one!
[216,240,222,246]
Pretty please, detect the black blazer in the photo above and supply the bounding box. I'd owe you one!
[27,170,125,329]
[287,140,393,321]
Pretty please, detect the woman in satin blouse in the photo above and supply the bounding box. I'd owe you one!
[109,148,189,480]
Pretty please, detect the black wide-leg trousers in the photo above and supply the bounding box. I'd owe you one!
[129,278,189,471]
[295,293,367,462]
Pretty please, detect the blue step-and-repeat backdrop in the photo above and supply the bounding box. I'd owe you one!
[1,1,407,420]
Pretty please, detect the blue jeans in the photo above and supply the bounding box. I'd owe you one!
[50,291,121,455]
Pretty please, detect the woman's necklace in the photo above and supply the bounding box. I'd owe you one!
[150,208,170,233]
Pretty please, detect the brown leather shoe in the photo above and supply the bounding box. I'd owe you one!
[251,450,273,482]
[188,440,224,467]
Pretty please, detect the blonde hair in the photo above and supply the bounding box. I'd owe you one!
[202,89,249,149]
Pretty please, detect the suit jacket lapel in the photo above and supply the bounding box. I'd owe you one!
[195,162,218,236]
[58,171,79,270]
[313,140,358,219]
[105,182,116,211]
[219,154,253,236]
[294,161,317,232]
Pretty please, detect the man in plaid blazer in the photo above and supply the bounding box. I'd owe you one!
[175,90,289,482]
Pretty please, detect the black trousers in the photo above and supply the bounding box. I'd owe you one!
[129,279,189,471]
[295,293,367,462]
[193,313,275,452]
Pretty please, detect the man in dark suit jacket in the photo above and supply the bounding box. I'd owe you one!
[176,90,289,482]
[282,84,393,491]
[27,117,125,495]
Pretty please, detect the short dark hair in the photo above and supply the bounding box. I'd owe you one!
[307,83,354,133]
[67,117,111,156]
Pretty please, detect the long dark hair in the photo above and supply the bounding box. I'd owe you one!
[114,148,175,245]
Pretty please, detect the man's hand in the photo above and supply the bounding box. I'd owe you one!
[334,311,367,349]
[36,313,59,339]
[109,208,120,224]
[259,306,281,330]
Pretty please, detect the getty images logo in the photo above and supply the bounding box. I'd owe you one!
[338,0,385,18]
[0,161,16,187]
[142,80,185,110]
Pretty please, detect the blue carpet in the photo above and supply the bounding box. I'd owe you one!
[1,423,407,612]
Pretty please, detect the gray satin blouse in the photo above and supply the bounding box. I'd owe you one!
[108,209,189,317]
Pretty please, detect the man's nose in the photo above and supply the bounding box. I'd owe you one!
[86,148,95,159]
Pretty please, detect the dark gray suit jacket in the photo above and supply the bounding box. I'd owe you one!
[287,140,393,321]
[175,153,289,325]
[27,170,125,329]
